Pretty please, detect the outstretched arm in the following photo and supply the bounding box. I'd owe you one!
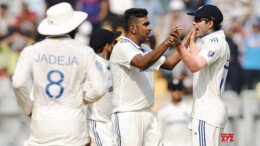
[160,26,192,70]
[130,26,183,70]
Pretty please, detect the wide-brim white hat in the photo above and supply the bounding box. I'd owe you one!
[38,2,88,36]
[169,0,185,11]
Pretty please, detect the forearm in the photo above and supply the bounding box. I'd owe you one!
[176,45,201,73]
[161,50,181,70]
[132,42,169,69]
[189,43,199,55]
[161,29,192,70]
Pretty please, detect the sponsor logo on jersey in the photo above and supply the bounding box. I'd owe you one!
[210,37,218,43]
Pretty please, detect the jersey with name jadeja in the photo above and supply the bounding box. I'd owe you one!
[87,55,113,122]
[110,37,165,113]
[12,36,105,145]
[192,30,230,128]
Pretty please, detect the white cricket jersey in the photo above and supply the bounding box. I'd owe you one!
[157,101,192,146]
[110,37,165,113]
[87,55,113,122]
[192,30,230,128]
[12,36,105,145]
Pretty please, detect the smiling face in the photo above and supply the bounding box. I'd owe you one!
[193,17,214,38]
[132,17,152,43]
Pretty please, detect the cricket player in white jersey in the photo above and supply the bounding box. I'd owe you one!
[12,3,105,146]
[109,8,187,146]
[88,29,122,146]
[171,4,230,146]
[157,79,192,146]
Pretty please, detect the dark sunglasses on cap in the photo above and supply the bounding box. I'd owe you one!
[194,17,210,23]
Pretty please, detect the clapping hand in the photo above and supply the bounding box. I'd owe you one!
[164,26,183,47]
[189,24,197,44]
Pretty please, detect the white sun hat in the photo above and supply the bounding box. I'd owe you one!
[38,2,88,36]
[169,0,185,11]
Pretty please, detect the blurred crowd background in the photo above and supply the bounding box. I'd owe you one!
[0,0,259,146]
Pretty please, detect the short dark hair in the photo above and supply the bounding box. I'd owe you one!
[205,19,222,30]
[168,79,183,91]
[123,8,148,32]
[213,23,222,31]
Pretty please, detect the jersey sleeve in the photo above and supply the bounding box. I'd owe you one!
[110,42,140,69]
[12,47,33,116]
[83,48,105,103]
[141,44,166,70]
[198,39,223,65]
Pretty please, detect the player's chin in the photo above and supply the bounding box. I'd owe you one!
[145,36,150,42]
[196,31,202,38]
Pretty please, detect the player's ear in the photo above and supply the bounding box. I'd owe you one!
[207,20,214,29]
[105,44,112,51]
[130,24,137,34]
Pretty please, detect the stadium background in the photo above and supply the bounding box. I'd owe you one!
[0,0,259,145]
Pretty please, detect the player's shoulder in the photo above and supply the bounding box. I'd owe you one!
[116,37,139,49]
[95,55,108,68]
[207,30,227,45]
[20,43,37,55]
[208,36,220,44]
[111,37,136,58]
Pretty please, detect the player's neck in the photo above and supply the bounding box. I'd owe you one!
[99,51,108,60]
[172,98,182,104]
[126,33,142,46]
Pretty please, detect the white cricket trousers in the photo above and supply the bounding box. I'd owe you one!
[88,119,114,146]
[112,108,163,146]
[189,119,223,146]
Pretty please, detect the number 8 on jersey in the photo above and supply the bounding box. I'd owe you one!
[45,70,64,99]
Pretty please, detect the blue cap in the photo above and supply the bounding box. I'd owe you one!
[187,4,223,24]
[90,29,121,51]
[168,79,183,90]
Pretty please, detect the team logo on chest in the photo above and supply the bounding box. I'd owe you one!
[208,50,215,57]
